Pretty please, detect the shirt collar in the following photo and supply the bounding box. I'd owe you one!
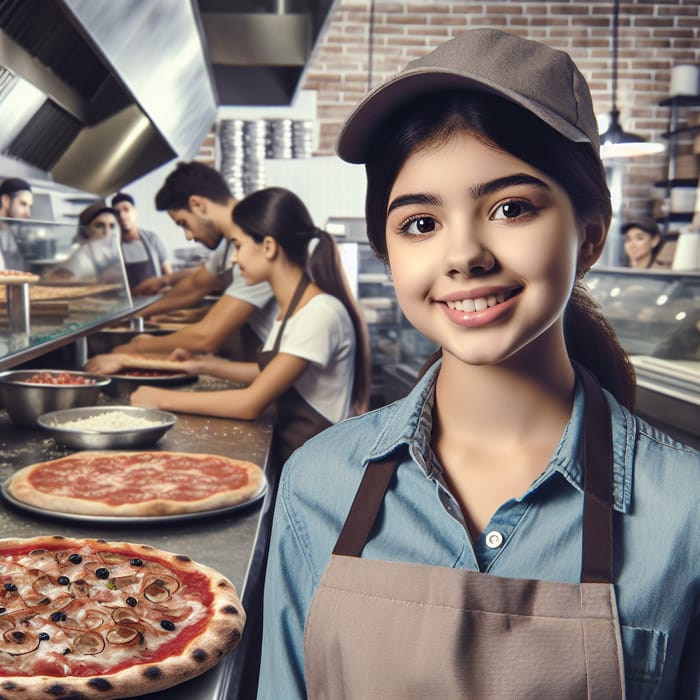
[365,360,633,513]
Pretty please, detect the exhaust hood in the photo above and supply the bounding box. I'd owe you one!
[0,0,217,196]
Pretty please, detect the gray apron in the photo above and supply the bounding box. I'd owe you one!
[304,369,626,699]
[124,234,160,289]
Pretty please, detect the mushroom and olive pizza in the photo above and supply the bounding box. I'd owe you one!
[0,270,39,284]
[7,451,266,517]
[0,536,245,698]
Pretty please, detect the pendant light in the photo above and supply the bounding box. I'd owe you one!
[599,0,665,160]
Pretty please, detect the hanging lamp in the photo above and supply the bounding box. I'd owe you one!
[599,0,665,159]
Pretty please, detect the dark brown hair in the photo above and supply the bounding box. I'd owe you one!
[233,187,371,414]
[364,91,635,409]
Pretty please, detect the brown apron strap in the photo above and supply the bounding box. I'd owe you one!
[333,458,399,557]
[333,369,614,583]
[271,275,310,354]
[579,368,614,584]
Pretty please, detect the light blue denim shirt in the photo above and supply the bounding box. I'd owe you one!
[258,362,700,699]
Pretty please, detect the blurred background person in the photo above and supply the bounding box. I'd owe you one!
[45,201,123,283]
[622,219,667,270]
[111,192,172,290]
[0,177,33,269]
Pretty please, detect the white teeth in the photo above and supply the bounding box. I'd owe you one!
[445,294,506,312]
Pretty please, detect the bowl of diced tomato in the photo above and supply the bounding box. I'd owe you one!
[0,370,111,428]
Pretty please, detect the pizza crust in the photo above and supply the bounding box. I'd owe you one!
[0,270,39,284]
[0,536,245,699]
[7,451,266,517]
[119,353,194,373]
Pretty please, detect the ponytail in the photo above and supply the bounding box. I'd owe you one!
[308,230,371,415]
[565,279,636,411]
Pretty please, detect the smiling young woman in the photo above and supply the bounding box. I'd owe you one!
[256,29,699,700]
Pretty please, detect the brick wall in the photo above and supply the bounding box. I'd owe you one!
[299,0,700,221]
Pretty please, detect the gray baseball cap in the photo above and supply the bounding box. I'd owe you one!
[337,29,599,164]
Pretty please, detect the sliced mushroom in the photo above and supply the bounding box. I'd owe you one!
[110,575,139,590]
[72,632,106,655]
[98,551,130,566]
[82,610,107,630]
[111,607,139,625]
[68,579,91,598]
[145,574,180,595]
[105,626,142,645]
[1,629,40,655]
[0,617,16,632]
[32,574,57,596]
[143,582,170,604]
[23,595,51,608]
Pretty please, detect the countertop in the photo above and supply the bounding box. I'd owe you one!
[0,378,273,699]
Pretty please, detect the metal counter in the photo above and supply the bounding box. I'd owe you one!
[0,383,273,700]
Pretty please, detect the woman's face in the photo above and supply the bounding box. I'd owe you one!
[86,213,118,241]
[230,225,267,284]
[385,131,585,367]
[624,226,659,268]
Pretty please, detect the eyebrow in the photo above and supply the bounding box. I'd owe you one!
[387,173,551,216]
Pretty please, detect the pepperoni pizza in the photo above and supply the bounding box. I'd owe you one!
[7,451,265,517]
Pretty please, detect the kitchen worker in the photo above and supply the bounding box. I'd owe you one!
[257,30,700,699]
[130,161,238,314]
[110,192,172,289]
[622,218,667,269]
[0,177,33,270]
[45,201,124,283]
[86,162,277,364]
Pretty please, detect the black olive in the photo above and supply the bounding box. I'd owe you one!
[125,596,137,607]
[0,607,5,614]
[69,553,82,564]
[130,558,143,567]
[160,620,175,631]
[57,576,70,586]
[38,632,50,641]
[50,611,67,622]
[62,648,71,655]
[12,631,25,640]
[95,568,110,580]
[4,583,17,592]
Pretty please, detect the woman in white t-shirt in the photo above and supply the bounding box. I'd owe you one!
[129,186,371,463]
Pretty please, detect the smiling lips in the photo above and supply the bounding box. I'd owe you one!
[442,288,519,313]
[437,287,521,327]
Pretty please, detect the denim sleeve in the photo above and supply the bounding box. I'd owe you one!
[257,492,317,699]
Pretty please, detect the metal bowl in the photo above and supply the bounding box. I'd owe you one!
[37,405,177,449]
[0,370,112,428]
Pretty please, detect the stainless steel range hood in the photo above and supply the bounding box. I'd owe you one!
[0,0,217,196]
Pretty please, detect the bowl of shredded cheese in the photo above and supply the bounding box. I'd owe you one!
[37,406,177,449]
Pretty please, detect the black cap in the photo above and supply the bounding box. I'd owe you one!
[79,200,118,227]
[0,178,32,197]
[621,218,660,237]
[111,192,135,207]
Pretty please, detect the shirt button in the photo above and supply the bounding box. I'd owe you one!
[485,530,504,549]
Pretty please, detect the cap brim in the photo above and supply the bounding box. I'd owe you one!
[337,68,592,164]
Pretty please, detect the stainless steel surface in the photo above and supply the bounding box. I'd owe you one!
[6,282,30,333]
[36,405,177,450]
[0,369,111,427]
[0,0,217,195]
[0,385,273,700]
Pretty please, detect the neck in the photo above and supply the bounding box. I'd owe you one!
[269,264,308,318]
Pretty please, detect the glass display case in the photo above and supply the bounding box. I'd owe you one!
[1,218,155,370]
[585,266,699,447]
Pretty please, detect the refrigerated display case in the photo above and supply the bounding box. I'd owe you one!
[585,266,700,447]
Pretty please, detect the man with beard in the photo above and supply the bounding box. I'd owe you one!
[0,177,33,270]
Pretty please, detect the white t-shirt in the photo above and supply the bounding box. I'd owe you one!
[223,266,277,343]
[261,293,356,424]
[204,238,232,276]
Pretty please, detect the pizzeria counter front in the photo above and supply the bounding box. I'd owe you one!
[0,380,274,700]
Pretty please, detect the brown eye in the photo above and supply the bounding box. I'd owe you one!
[403,216,437,235]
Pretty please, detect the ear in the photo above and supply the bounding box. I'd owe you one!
[579,216,607,270]
[188,195,206,215]
[262,235,278,260]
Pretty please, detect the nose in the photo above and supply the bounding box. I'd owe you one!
[443,219,496,277]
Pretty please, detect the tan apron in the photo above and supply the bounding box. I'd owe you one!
[304,369,626,699]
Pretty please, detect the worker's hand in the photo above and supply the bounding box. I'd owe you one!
[112,334,155,354]
[85,353,129,375]
[133,276,168,296]
[130,386,167,409]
